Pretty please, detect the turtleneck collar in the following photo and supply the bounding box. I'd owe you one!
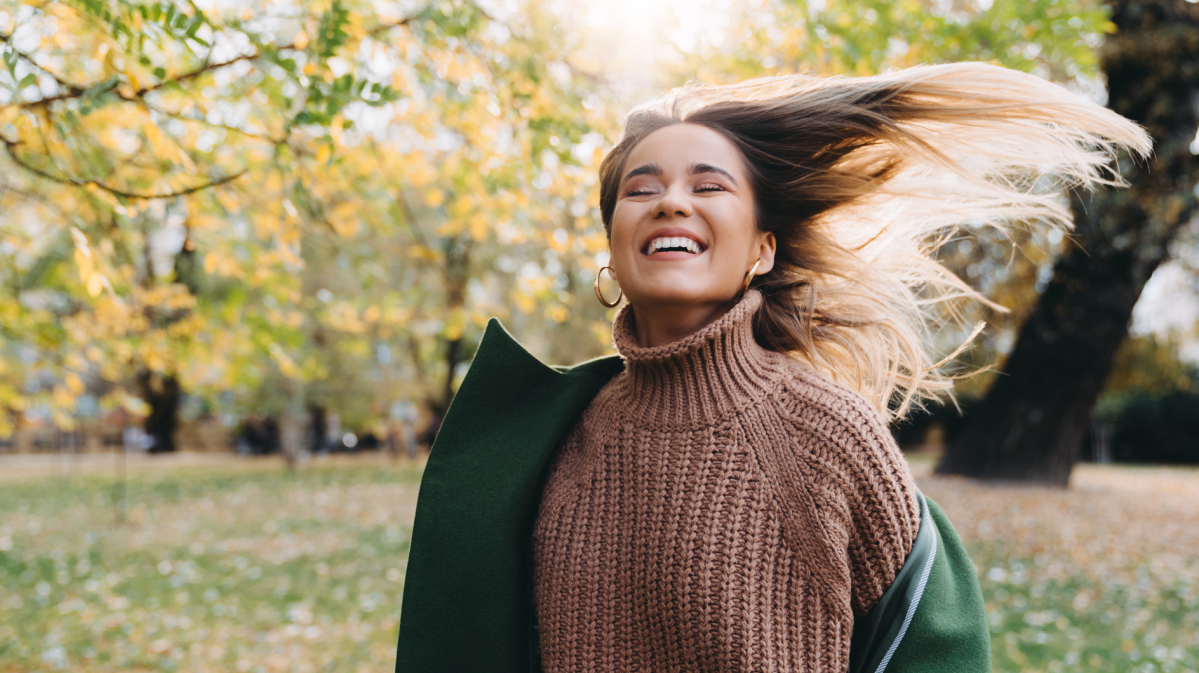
[608,290,790,426]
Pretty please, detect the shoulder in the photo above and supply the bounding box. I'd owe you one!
[746,354,919,543]
[762,356,899,465]
[753,357,922,613]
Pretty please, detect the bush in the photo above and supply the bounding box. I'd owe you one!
[1093,390,1199,465]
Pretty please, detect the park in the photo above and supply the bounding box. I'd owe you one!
[2,0,1198,670]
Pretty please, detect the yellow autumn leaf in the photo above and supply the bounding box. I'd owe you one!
[65,373,86,396]
[406,244,439,262]
[469,213,489,240]
[86,273,106,297]
[51,408,76,431]
[512,290,536,315]
[74,248,94,283]
[444,309,465,341]
[53,385,76,408]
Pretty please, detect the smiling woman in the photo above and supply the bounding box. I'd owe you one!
[606,124,774,346]
[395,62,1151,673]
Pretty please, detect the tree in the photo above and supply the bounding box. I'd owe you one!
[938,0,1199,484]
[0,0,619,451]
[0,0,410,449]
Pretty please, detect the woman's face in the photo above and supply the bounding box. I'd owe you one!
[609,123,775,312]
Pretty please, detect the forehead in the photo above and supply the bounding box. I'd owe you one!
[624,123,746,175]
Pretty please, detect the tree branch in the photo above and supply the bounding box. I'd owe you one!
[142,100,286,144]
[2,137,247,199]
[1,30,88,102]
[369,16,415,37]
[7,18,417,110]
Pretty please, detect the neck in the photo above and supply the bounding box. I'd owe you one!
[629,297,739,348]
[610,290,788,425]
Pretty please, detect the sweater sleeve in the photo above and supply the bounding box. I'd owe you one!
[755,365,922,617]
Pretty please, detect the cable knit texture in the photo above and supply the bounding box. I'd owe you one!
[532,290,922,672]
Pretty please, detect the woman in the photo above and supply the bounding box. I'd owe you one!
[395,63,1150,673]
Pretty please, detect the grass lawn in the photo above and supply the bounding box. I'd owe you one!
[912,458,1199,673]
[1,453,1197,672]
[0,455,423,673]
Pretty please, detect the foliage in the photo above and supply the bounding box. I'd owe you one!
[1103,334,1198,396]
[1094,390,1199,464]
[0,0,617,439]
[1096,336,1199,464]
[676,0,1110,82]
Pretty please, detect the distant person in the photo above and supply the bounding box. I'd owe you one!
[395,64,1150,672]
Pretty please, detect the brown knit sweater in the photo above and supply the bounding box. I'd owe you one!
[531,290,922,672]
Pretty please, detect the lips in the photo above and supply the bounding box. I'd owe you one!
[641,230,707,257]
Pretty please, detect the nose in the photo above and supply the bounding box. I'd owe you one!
[653,185,693,219]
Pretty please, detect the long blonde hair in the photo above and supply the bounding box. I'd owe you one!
[598,62,1152,422]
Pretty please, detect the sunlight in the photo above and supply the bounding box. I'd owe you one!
[550,0,738,103]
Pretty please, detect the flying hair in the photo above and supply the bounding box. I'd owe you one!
[597,62,1153,422]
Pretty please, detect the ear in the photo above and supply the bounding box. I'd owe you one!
[753,231,777,275]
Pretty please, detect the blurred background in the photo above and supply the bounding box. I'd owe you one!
[1,0,1197,671]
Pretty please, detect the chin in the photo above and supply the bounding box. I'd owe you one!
[628,285,728,308]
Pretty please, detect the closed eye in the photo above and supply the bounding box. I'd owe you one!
[624,187,658,197]
[695,183,726,193]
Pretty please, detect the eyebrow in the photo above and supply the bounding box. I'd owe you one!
[622,163,662,183]
[689,162,738,185]
[622,162,739,185]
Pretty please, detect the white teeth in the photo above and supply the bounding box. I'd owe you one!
[646,236,702,255]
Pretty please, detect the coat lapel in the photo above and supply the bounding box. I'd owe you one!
[395,318,623,673]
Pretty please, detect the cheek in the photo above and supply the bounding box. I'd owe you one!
[608,210,640,257]
[709,203,758,252]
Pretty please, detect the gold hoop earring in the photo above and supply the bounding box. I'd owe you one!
[741,259,763,298]
[594,265,623,308]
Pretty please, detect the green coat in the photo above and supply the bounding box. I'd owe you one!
[395,318,991,673]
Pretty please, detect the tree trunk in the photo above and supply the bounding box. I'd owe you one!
[280,379,306,469]
[938,0,1199,484]
[138,370,181,454]
[427,234,472,440]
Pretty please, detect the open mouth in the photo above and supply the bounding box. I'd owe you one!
[642,236,706,256]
